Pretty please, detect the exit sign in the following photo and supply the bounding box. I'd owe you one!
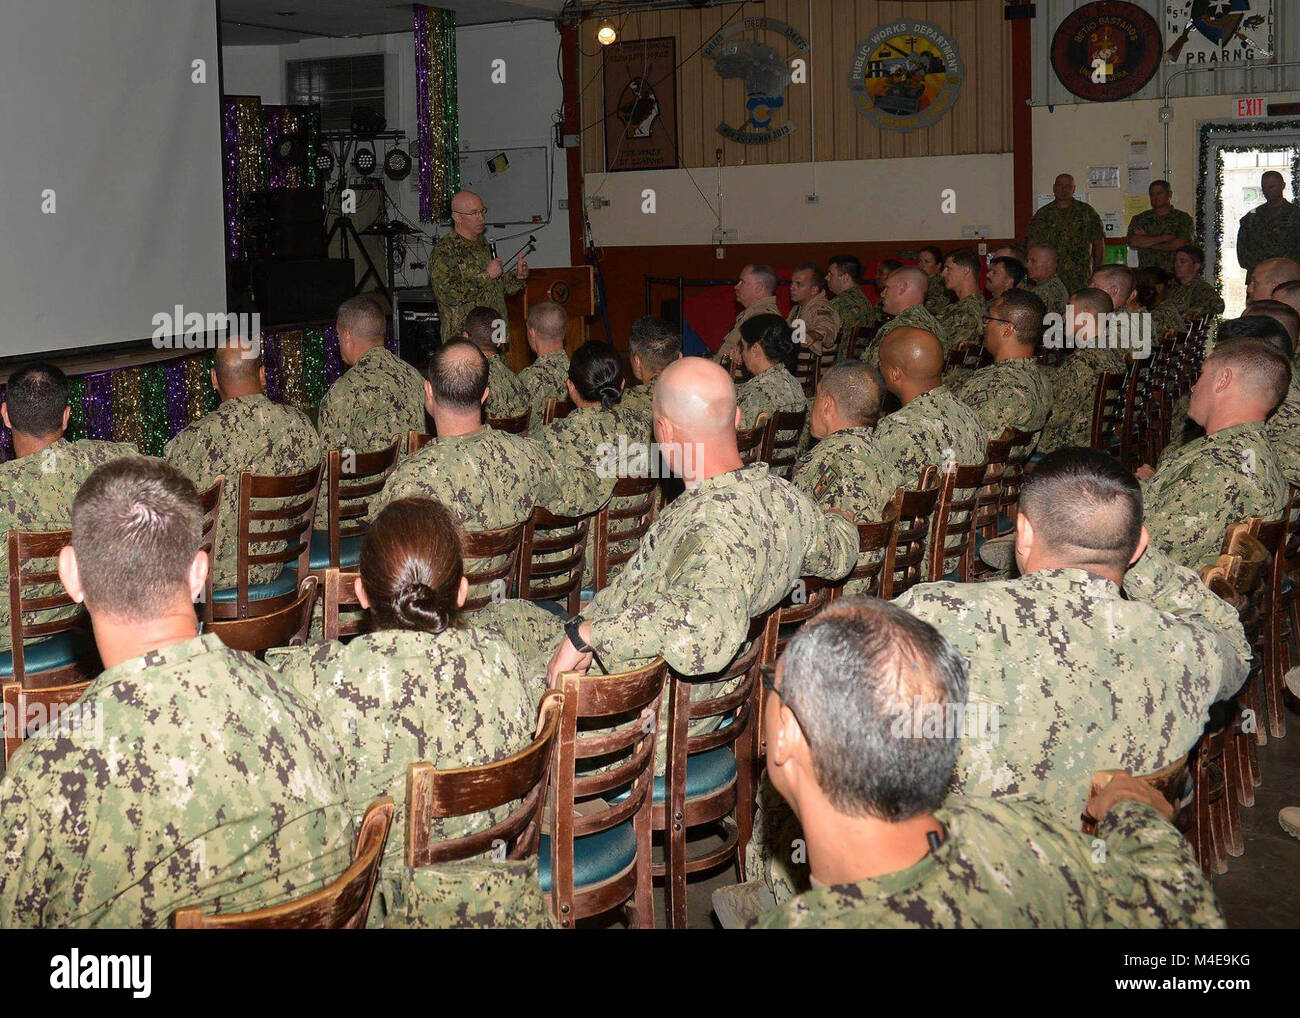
[1236,96,1266,118]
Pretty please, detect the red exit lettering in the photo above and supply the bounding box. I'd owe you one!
[1237,97,1265,118]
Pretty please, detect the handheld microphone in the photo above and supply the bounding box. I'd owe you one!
[489,240,499,260]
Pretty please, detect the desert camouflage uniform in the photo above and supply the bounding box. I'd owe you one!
[0,438,137,652]
[715,296,781,365]
[924,272,951,313]
[1143,420,1288,571]
[938,293,985,353]
[486,354,530,421]
[867,303,949,368]
[0,633,353,927]
[520,350,570,437]
[788,291,840,357]
[1162,276,1225,321]
[1265,371,1300,487]
[314,345,427,529]
[272,625,536,924]
[954,356,1053,444]
[1031,274,1071,318]
[1038,347,1128,453]
[749,797,1223,929]
[1237,200,1300,273]
[428,232,524,343]
[164,394,321,591]
[1128,207,1195,274]
[1026,199,1105,294]
[831,287,881,359]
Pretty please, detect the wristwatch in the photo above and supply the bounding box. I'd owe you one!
[564,615,593,654]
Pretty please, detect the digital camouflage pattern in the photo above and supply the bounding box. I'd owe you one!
[164,393,321,590]
[486,353,530,420]
[1038,347,1128,453]
[871,385,986,488]
[954,356,1053,444]
[385,858,556,929]
[520,350,570,437]
[0,633,354,927]
[924,271,951,314]
[1149,302,1185,341]
[788,291,840,356]
[271,625,536,923]
[831,286,881,359]
[1026,199,1105,294]
[1031,274,1070,318]
[314,345,427,529]
[749,798,1223,929]
[1237,200,1300,272]
[1265,371,1300,487]
[1142,420,1288,570]
[938,293,985,353]
[1128,207,1195,274]
[619,379,655,422]
[428,231,524,343]
[866,303,948,368]
[1162,275,1225,321]
[0,437,138,652]
[715,296,781,365]
[736,363,808,449]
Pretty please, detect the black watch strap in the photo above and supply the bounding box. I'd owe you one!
[564,616,593,654]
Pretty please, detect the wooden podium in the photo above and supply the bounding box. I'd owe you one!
[503,266,596,373]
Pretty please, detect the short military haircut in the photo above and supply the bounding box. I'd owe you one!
[1019,448,1144,573]
[336,294,387,344]
[1092,263,1136,300]
[990,256,1027,288]
[427,339,489,412]
[779,597,969,821]
[461,305,503,352]
[818,360,883,426]
[1176,243,1205,266]
[1263,169,1285,184]
[739,312,795,364]
[1273,279,1300,302]
[1029,242,1059,262]
[1207,336,1293,411]
[1070,287,1115,316]
[1217,315,1294,361]
[527,300,566,339]
[5,361,69,436]
[994,289,1047,349]
[828,254,863,283]
[996,244,1028,264]
[944,247,982,278]
[71,457,202,620]
[879,258,903,274]
[794,262,827,292]
[1150,178,1172,192]
[628,315,681,374]
[213,344,264,389]
[1244,300,1300,346]
[920,244,944,263]
[746,263,778,295]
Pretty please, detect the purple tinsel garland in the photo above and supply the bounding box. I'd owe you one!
[263,331,284,403]
[83,372,113,441]
[222,98,241,262]
[324,324,344,386]
[163,361,189,438]
[414,4,434,223]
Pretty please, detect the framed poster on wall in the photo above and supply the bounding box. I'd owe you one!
[602,36,678,171]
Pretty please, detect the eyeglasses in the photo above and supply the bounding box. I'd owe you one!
[760,663,812,747]
[982,315,1013,326]
[453,207,488,218]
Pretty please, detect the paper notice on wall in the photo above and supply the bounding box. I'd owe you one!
[1128,164,1152,196]
[1090,165,1120,189]
[1036,193,1055,210]
[1124,195,1149,226]
[1127,137,1149,168]
[1101,210,1125,236]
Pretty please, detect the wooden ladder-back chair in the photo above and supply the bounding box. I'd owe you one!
[1,679,92,771]
[760,408,807,481]
[4,530,98,690]
[590,475,659,594]
[197,477,224,625]
[487,410,530,434]
[459,524,525,613]
[886,467,941,599]
[926,462,986,582]
[518,507,594,617]
[312,438,401,575]
[207,576,319,657]
[322,568,368,642]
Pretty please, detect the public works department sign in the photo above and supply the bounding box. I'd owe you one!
[704,16,808,144]
[849,20,963,133]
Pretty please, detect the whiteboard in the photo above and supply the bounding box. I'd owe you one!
[457,146,551,227]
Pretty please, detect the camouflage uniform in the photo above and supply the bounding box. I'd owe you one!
[0,438,137,652]
[867,303,949,368]
[1038,347,1127,453]
[486,354,530,421]
[938,293,985,353]
[788,292,840,357]
[736,363,807,439]
[314,345,427,529]
[386,858,556,929]
[0,633,353,927]
[872,385,986,488]
[1143,421,1289,571]
[428,232,524,343]
[831,286,881,359]
[1149,302,1185,340]
[1265,371,1300,487]
[1031,274,1070,318]
[520,350,570,437]
[715,296,780,365]
[1162,276,1225,321]
[1128,207,1195,274]
[164,394,321,591]
[619,379,655,422]
[954,357,1053,444]
[271,625,536,924]
[924,272,951,314]
[1237,200,1300,273]
[749,797,1223,929]
[1026,199,1105,294]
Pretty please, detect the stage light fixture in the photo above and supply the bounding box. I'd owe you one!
[383,148,412,182]
[353,146,377,176]
[314,149,335,175]
[597,20,617,45]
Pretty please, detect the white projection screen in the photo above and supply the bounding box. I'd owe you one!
[0,0,225,358]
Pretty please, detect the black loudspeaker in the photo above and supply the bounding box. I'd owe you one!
[247,188,327,261]
[394,287,442,370]
[251,258,355,326]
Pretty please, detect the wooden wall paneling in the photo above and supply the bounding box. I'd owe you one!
[699,4,725,167]
[784,0,812,167]
[950,0,980,155]
[854,0,878,161]
[829,0,858,163]
[678,7,703,169]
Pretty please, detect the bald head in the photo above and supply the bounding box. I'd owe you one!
[1271,279,1300,316]
[880,327,944,384]
[654,357,737,439]
[213,341,264,397]
[450,189,482,214]
[882,266,927,316]
[1249,257,1300,302]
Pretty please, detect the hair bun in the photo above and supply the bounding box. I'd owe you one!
[599,384,623,409]
[394,581,446,633]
